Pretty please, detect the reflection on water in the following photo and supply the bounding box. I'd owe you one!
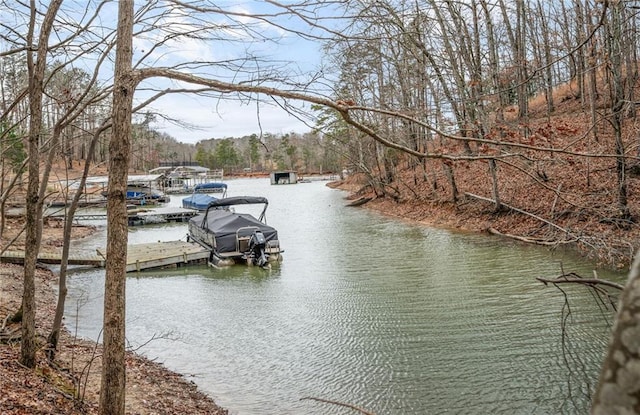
[65,178,625,414]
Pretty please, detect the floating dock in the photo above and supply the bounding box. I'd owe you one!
[1,240,210,273]
[129,207,199,225]
[46,207,199,225]
[120,241,209,272]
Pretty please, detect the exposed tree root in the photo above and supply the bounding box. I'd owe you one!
[346,196,373,207]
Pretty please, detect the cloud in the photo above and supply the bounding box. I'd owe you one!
[148,93,312,143]
[64,0,320,143]
[128,2,325,143]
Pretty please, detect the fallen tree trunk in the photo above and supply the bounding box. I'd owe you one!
[465,192,594,250]
[536,272,624,291]
[487,227,576,247]
[346,197,373,207]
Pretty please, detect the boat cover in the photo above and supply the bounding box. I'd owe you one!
[206,196,268,209]
[190,208,278,253]
[182,193,218,211]
[126,190,144,199]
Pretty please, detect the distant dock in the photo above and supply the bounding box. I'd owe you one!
[1,240,210,273]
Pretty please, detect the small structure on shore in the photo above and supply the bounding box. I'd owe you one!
[270,171,297,185]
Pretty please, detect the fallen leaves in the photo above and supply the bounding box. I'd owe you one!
[0,262,228,415]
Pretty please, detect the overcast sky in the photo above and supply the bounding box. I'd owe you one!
[149,94,316,143]
[4,1,342,144]
[127,1,335,144]
[0,1,336,144]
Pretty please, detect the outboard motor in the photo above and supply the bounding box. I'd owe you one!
[248,230,268,267]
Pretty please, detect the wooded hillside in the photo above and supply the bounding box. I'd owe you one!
[1,1,638,265]
[3,2,640,413]
[319,1,640,269]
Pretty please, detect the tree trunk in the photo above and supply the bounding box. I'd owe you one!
[515,1,529,123]
[592,250,640,412]
[480,0,503,124]
[585,0,599,145]
[489,159,502,212]
[608,2,630,219]
[99,1,135,413]
[536,0,555,115]
[443,161,458,203]
[48,123,107,360]
[21,0,62,369]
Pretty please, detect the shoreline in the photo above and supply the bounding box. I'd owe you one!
[327,178,633,272]
[1,175,628,413]
[0,233,228,414]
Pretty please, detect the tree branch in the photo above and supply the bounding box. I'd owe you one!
[300,396,375,415]
[536,273,624,291]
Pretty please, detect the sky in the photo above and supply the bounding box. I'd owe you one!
[149,93,318,143]
[128,1,337,144]
[2,1,339,144]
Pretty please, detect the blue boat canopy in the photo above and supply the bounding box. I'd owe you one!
[182,193,218,211]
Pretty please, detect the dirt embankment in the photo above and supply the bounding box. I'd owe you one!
[0,224,227,415]
[328,168,637,272]
[328,177,494,232]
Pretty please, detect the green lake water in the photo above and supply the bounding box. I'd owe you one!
[64,178,626,414]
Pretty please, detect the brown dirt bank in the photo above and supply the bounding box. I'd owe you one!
[328,174,635,272]
[0,226,227,414]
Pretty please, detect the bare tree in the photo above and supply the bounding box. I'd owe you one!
[604,1,632,220]
[20,0,62,369]
[99,0,134,411]
[5,0,640,411]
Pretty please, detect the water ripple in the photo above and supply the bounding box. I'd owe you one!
[64,180,625,415]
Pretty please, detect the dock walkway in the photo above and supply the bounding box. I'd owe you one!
[132,207,199,224]
[1,240,210,272]
[1,250,105,267]
[46,206,199,225]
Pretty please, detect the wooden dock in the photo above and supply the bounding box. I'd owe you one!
[1,240,210,273]
[132,207,199,224]
[121,241,209,272]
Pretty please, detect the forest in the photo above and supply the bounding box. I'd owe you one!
[2,0,640,413]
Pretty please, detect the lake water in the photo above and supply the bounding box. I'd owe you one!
[63,178,626,414]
